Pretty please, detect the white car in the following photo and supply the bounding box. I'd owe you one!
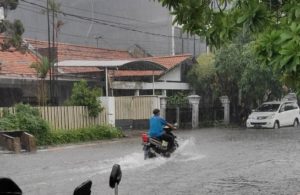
[246,101,300,129]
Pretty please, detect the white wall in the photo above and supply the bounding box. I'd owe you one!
[158,65,181,82]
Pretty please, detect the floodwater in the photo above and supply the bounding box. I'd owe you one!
[1,127,300,195]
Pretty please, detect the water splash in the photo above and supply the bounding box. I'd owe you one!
[172,137,206,162]
[86,137,205,178]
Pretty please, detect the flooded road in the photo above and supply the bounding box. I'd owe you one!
[1,127,300,195]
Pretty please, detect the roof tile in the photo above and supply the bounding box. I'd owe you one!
[0,36,192,78]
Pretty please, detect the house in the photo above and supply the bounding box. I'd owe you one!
[0,37,195,106]
[110,54,195,96]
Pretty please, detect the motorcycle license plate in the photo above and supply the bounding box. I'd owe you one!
[162,140,168,147]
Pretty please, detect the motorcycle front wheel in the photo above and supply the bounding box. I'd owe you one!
[143,145,150,160]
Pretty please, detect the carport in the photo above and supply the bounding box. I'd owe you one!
[56,60,167,96]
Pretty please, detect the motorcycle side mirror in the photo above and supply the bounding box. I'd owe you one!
[73,180,92,195]
[0,178,22,195]
[109,164,122,189]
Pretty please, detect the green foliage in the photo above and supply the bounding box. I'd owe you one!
[214,44,246,97]
[239,45,282,103]
[40,125,123,146]
[67,80,103,117]
[167,92,188,106]
[0,104,50,141]
[0,0,19,10]
[188,53,217,95]
[30,57,51,78]
[158,0,300,94]
[255,21,300,93]
[0,0,24,50]
[0,20,24,50]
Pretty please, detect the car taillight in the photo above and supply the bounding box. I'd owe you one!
[141,133,149,142]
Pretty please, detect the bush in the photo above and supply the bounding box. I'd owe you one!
[0,104,50,142]
[0,104,123,146]
[66,80,103,117]
[40,125,123,146]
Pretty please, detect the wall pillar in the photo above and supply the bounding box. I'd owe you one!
[220,96,230,125]
[134,89,140,96]
[188,95,201,128]
[159,96,167,119]
[99,96,115,126]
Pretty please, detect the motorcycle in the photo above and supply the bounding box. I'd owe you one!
[141,126,179,159]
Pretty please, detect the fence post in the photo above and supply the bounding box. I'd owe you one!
[220,96,230,125]
[188,95,201,129]
[159,96,167,119]
[100,97,115,126]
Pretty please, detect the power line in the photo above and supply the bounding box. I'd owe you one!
[25,30,174,54]
[34,0,160,26]
[18,2,139,28]
[21,19,174,46]
[20,0,202,41]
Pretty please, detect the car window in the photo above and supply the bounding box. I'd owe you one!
[256,103,280,112]
[293,103,299,109]
[285,104,293,111]
[279,102,298,111]
[279,104,286,112]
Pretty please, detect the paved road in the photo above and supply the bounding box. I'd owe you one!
[1,127,300,195]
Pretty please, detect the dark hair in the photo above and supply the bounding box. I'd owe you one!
[153,109,160,115]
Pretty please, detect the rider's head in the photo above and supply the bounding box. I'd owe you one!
[153,108,160,116]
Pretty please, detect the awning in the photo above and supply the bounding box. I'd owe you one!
[55,60,166,97]
[56,60,167,71]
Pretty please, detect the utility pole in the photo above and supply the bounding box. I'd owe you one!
[193,35,196,56]
[181,30,184,54]
[46,0,52,105]
[52,2,56,105]
[95,36,102,48]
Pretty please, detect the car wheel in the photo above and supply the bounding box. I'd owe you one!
[273,121,280,129]
[293,119,299,128]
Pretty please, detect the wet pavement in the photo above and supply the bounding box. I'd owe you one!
[1,127,300,195]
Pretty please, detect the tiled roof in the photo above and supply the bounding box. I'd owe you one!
[0,36,192,78]
[0,37,39,77]
[25,38,134,74]
[146,54,192,69]
[25,38,133,61]
[112,54,192,77]
[59,67,103,74]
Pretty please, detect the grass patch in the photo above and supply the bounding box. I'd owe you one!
[39,125,124,146]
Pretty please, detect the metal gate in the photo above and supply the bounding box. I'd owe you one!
[114,96,160,130]
[166,105,192,129]
[199,106,224,126]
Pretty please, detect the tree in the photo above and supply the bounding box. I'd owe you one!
[239,44,282,105]
[30,57,51,106]
[158,0,300,94]
[187,53,218,100]
[0,0,24,50]
[66,80,103,117]
[187,43,282,122]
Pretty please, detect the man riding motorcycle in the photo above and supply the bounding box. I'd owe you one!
[148,108,175,152]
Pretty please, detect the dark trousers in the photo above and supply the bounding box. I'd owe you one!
[159,133,174,150]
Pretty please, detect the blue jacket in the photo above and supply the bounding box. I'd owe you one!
[148,115,167,137]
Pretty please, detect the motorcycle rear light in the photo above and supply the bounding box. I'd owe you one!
[141,133,149,142]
